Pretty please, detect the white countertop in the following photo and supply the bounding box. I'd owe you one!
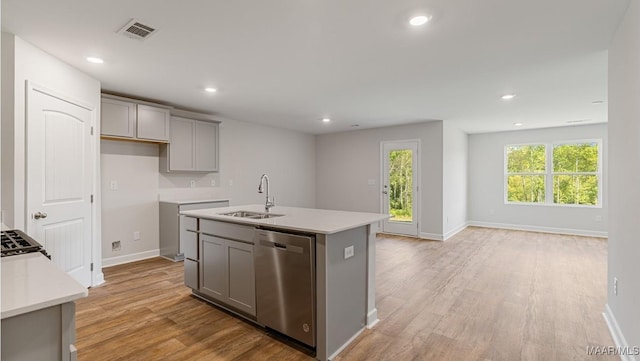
[1,253,88,319]
[181,204,390,234]
[160,198,230,205]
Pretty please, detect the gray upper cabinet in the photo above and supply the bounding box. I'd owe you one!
[100,95,170,142]
[101,97,136,138]
[136,104,170,141]
[160,115,220,173]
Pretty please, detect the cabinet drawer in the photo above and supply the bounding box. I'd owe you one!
[182,230,198,260]
[181,216,198,231]
[200,220,254,243]
[184,258,199,290]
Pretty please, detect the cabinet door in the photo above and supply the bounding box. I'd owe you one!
[195,121,219,172]
[137,104,170,141]
[184,258,199,290]
[226,240,256,316]
[101,98,136,137]
[200,234,227,302]
[168,117,196,171]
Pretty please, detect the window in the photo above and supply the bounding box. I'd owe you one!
[505,141,601,206]
[506,144,546,203]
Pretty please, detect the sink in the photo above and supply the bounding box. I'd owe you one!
[219,211,283,219]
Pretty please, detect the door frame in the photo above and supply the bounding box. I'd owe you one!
[25,81,100,286]
[380,139,421,237]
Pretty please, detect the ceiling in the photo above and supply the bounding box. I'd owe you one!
[1,0,629,134]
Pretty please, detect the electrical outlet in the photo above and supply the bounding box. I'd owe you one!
[211,179,216,187]
[133,231,140,241]
[190,180,196,188]
[595,215,602,222]
[344,245,354,259]
[110,180,118,190]
[614,277,618,295]
[229,179,234,186]
[112,240,121,252]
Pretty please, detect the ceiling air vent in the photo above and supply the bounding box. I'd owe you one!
[117,19,158,41]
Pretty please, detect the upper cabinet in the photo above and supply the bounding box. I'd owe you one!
[160,110,220,173]
[100,95,170,142]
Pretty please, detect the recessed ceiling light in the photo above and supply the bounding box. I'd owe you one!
[513,122,523,127]
[409,15,431,26]
[86,57,104,64]
[501,94,516,100]
[322,117,331,123]
[204,87,217,93]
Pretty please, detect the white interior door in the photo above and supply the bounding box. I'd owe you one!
[381,140,419,236]
[26,84,94,287]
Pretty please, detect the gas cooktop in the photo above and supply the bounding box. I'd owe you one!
[1,229,47,257]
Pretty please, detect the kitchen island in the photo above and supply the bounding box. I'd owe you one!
[1,252,88,361]
[180,204,389,361]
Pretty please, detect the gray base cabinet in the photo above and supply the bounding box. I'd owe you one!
[1,302,77,361]
[159,200,229,261]
[183,218,256,317]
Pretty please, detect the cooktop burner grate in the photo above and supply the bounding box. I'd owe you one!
[1,229,45,257]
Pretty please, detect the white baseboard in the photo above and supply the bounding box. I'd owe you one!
[419,232,443,241]
[443,222,469,240]
[92,272,105,287]
[366,308,379,328]
[102,249,160,268]
[468,221,608,238]
[603,304,639,361]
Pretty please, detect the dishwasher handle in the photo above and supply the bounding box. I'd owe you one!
[258,238,304,254]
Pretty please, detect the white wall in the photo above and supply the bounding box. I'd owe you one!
[443,124,468,238]
[101,116,316,264]
[468,124,608,237]
[101,141,161,263]
[1,33,103,284]
[607,0,640,356]
[315,121,444,238]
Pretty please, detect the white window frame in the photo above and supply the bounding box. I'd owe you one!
[504,139,602,208]
[504,143,547,204]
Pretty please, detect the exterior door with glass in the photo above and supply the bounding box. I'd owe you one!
[381,140,419,236]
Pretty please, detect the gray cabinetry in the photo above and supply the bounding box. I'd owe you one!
[160,112,220,173]
[100,94,170,142]
[188,219,256,317]
[159,200,229,261]
[101,97,136,138]
[1,302,78,361]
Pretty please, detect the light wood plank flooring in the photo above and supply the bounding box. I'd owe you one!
[76,227,615,360]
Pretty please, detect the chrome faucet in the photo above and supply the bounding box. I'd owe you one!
[258,174,275,212]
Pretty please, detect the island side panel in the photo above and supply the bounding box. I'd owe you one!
[317,226,368,360]
[366,224,378,327]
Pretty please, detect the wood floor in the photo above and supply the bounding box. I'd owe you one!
[76,227,616,360]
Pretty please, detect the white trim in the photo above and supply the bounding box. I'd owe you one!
[468,221,607,238]
[102,249,160,267]
[93,272,105,286]
[419,232,443,241]
[443,222,469,240]
[380,139,421,237]
[328,327,365,361]
[603,304,639,361]
[366,309,379,328]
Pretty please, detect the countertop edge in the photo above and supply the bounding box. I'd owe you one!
[180,205,390,234]
[160,199,230,205]
[1,289,88,319]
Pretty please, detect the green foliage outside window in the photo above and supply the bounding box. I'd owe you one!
[389,149,413,222]
[552,143,599,205]
[506,145,546,203]
[506,142,599,206]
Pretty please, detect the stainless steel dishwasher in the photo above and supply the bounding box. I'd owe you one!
[254,228,315,348]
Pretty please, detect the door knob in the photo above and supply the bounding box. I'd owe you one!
[382,190,388,195]
[34,212,48,220]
